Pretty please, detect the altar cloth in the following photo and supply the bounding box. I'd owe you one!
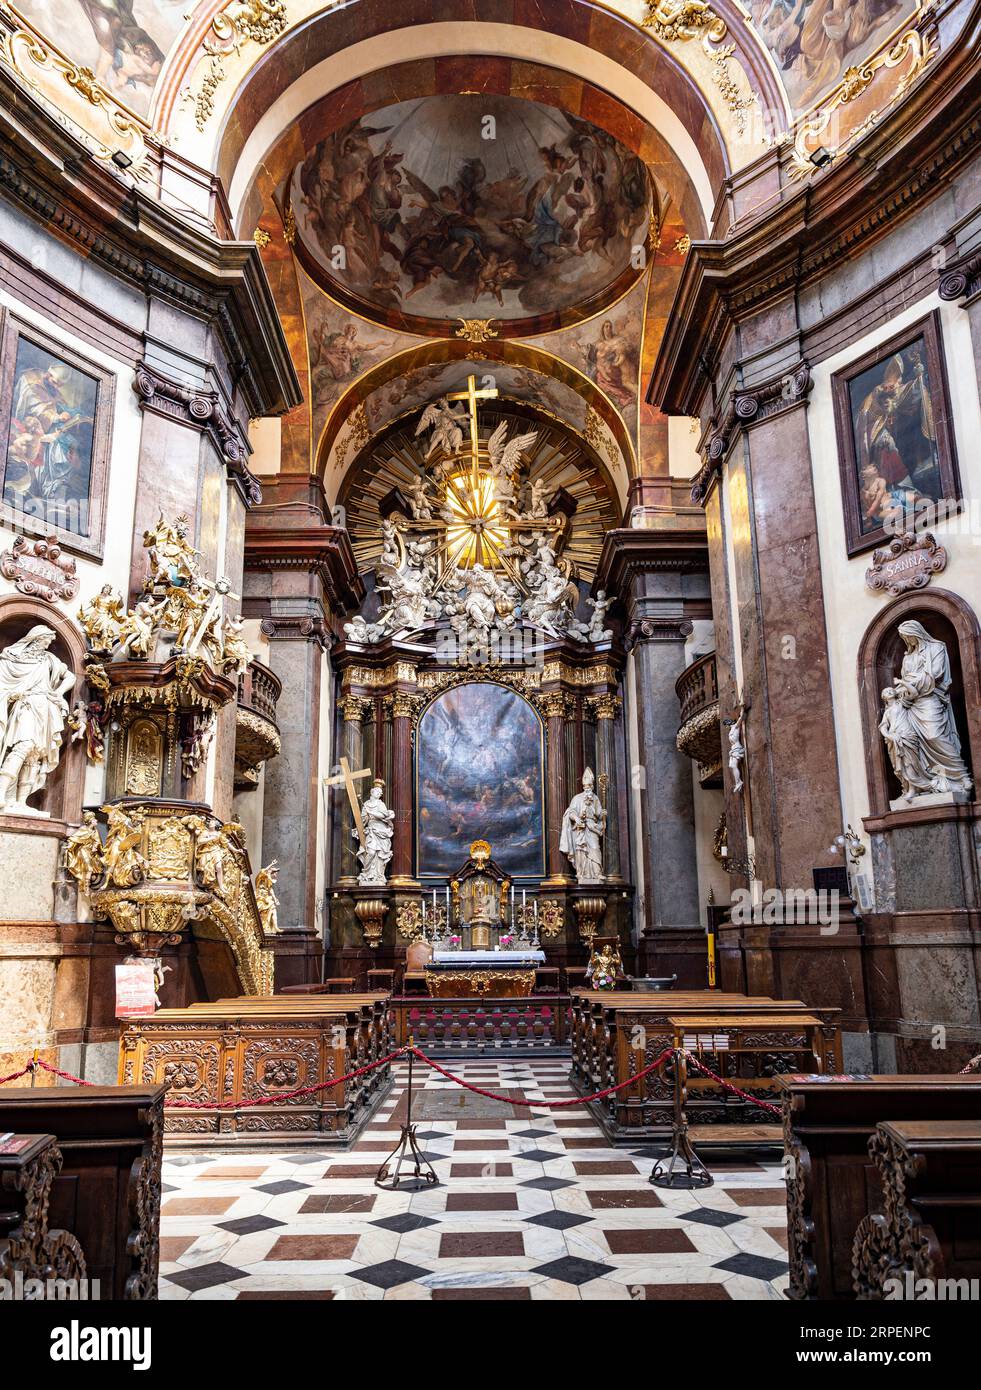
[432,950,546,965]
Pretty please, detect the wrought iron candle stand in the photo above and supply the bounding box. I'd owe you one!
[375,1040,439,1191]
[650,1050,713,1190]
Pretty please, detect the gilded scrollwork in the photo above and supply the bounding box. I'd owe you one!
[66,802,273,994]
[787,28,936,180]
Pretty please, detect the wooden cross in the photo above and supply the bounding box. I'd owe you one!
[323,757,371,842]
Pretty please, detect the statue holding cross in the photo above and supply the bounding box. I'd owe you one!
[325,759,395,885]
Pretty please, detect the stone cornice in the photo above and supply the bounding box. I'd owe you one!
[134,364,261,506]
[649,2,981,416]
[595,527,709,596]
[244,526,364,614]
[690,361,812,504]
[0,68,301,419]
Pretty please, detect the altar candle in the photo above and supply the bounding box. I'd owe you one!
[445,885,450,921]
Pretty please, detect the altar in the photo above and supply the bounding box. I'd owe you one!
[426,948,545,998]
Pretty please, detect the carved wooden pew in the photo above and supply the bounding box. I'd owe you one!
[778,1074,981,1300]
[0,1086,165,1299]
[0,1135,87,1294]
[852,1120,981,1297]
[120,995,393,1146]
[570,990,841,1142]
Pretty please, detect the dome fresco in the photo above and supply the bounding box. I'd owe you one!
[287,95,654,336]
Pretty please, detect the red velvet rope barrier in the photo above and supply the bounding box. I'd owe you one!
[33,1060,96,1087]
[0,1065,32,1087]
[682,1051,782,1119]
[407,1045,675,1108]
[4,1046,779,1121]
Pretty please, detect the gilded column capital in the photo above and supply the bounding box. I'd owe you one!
[589,694,622,721]
[540,691,572,719]
[339,694,371,723]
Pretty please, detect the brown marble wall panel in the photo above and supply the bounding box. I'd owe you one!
[704,486,748,879]
[127,412,203,601]
[726,451,777,887]
[745,406,842,887]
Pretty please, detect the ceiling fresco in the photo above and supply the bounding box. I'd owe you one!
[746,0,918,110]
[287,94,654,337]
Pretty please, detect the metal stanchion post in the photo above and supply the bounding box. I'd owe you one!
[375,1037,439,1190]
[650,1049,713,1190]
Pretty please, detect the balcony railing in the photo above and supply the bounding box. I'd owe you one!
[675,651,722,788]
[238,660,282,723]
[235,660,283,788]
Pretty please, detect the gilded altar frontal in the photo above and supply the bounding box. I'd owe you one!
[0,0,979,1341]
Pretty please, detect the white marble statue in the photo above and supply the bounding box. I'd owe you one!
[879,620,972,801]
[727,707,746,794]
[559,767,607,883]
[448,564,519,637]
[415,398,467,459]
[525,556,579,639]
[0,625,75,815]
[355,780,395,885]
[585,590,614,643]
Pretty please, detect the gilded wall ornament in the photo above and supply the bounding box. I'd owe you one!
[0,534,79,603]
[642,1,757,136]
[182,0,293,132]
[788,29,936,180]
[455,319,499,344]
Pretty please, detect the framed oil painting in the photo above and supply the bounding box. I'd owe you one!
[0,313,114,560]
[416,682,545,878]
[832,311,960,558]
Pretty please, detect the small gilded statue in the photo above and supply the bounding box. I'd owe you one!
[64,811,104,890]
[78,585,126,655]
[255,861,280,935]
[101,804,147,887]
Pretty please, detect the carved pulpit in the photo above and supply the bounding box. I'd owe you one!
[450,839,509,951]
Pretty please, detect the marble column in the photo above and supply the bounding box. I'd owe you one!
[258,614,329,934]
[542,692,571,883]
[388,693,417,886]
[594,695,623,880]
[338,694,368,884]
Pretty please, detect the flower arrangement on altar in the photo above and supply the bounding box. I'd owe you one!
[500,935,513,948]
[592,970,616,991]
[448,934,461,948]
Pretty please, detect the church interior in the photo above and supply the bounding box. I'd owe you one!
[1,0,980,1322]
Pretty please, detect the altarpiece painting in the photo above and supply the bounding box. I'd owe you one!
[416,683,544,878]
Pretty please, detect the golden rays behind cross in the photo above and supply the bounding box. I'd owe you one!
[443,468,510,569]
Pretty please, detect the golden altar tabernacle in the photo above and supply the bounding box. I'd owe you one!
[449,839,510,951]
[423,840,541,997]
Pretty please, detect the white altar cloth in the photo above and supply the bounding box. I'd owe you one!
[432,950,546,964]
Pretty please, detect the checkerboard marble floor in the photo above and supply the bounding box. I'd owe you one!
[159,1057,790,1300]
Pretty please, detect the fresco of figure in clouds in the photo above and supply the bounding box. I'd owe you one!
[291,95,652,328]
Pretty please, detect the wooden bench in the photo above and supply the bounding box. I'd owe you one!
[778,1073,981,1300]
[852,1119,981,1297]
[119,996,393,1147]
[570,990,841,1143]
[0,1085,165,1299]
[668,1013,827,1148]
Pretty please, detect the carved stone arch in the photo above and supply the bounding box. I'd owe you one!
[0,596,89,830]
[857,588,981,817]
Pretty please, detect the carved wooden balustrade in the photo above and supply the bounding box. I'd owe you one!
[675,650,723,787]
[235,659,283,788]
